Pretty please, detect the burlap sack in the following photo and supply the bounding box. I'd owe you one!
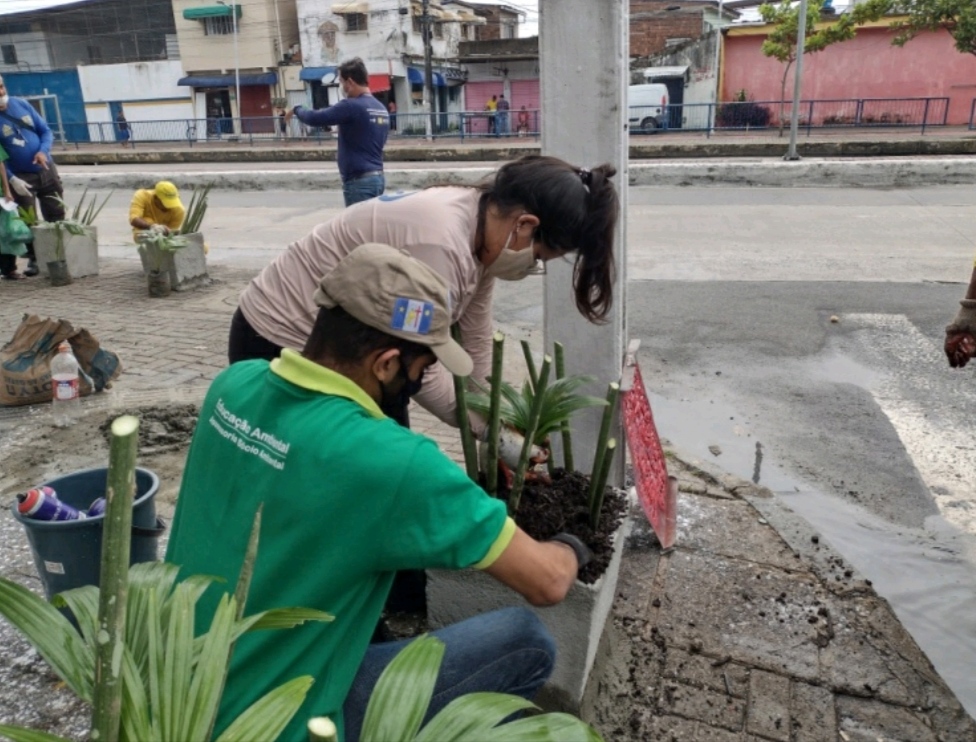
[0,314,123,407]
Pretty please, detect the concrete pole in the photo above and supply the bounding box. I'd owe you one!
[785,0,808,161]
[422,0,434,141]
[233,2,241,133]
[540,0,628,486]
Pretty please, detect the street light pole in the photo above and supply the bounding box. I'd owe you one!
[785,0,808,160]
[232,1,241,133]
[422,0,433,141]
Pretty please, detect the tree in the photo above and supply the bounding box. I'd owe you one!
[759,0,879,134]
[862,0,976,56]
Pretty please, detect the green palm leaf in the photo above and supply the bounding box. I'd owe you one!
[488,713,604,741]
[468,375,607,446]
[0,724,71,742]
[415,693,536,741]
[215,675,315,742]
[360,635,444,742]
[159,583,195,741]
[0,579,93,701]
[181,594,237,740]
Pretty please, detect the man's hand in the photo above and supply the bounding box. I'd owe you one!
[284,107,297,126]
[946,299,976,368]
[9,176,31,197]
[32,152,49,169]
[150,224,170,235]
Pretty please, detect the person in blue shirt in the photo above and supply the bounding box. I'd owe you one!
[286,58,389,207]
[0,74,63,279]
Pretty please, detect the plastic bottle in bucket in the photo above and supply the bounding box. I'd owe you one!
[87,497,107,517]
[16,486,86,521]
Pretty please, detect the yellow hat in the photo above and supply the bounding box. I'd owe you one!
[154,181,183,211]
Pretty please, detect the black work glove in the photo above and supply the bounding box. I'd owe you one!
[550,532,593,571]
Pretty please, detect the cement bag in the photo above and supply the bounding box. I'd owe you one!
[0,314,123,407]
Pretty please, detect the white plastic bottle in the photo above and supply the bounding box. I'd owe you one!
[50,341,80,427]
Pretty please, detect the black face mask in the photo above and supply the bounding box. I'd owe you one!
[379,360,424,421]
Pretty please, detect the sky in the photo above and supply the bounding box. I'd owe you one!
[0,0,542,31]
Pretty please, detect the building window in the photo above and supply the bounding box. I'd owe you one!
[433,20,442,38]
[1,45,16,64]
[204,16,235,35]
[345,13,367,31]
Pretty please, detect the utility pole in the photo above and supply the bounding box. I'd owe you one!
[422,0,434,141]
[785,0,808,160]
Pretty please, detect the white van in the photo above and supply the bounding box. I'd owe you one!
[628,83,670,133]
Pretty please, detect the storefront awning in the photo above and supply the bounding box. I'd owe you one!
[182,4,242,20]
[177,72,277,87]
[330,2,368,12]
[407,67,445,87]
[368,73,390,93]
[299,66,338,82]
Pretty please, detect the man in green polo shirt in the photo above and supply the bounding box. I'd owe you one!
[165,243,589,742]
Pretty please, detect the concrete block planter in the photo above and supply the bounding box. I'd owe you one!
[138,232,209,291]
[32,224,99,279]
[427,497,633,713]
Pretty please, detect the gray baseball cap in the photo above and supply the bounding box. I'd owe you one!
[313,243,473,377]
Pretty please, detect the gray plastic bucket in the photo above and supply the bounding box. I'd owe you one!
[11,467,164,601]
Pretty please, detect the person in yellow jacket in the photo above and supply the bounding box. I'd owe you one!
[129,181,185,242]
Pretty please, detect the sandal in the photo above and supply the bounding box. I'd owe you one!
[2,271,27,280]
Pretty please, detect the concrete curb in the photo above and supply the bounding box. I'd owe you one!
[59,156,976,191]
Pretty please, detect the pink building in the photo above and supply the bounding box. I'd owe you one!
[723,20,976,125]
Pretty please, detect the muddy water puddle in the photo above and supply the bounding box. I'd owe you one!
[651,391,976,717]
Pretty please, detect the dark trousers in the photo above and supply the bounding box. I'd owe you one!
[0,164,63,275]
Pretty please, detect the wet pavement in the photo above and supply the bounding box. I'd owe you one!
[1,256,974,739]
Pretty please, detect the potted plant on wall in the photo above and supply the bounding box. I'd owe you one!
[137,230,190,297]
[428,332,629,712]
[31,190,111,286]
[137,182,213,291]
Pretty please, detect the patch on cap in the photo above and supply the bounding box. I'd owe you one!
[391,298,433,335]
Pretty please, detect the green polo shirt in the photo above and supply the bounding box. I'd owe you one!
[165,350,514,742]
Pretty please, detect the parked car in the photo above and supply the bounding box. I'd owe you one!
[628,83,670,133]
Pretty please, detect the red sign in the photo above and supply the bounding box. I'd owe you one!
[622,359,676,549]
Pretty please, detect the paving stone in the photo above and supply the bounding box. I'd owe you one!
[661,679,746,732]
[746,670,791,741]
[677,493,799,571]
[664,647,749,698]
[647,712,699,741]
[656,550,822,682]
[790,681,836,742]
[835,695,937,742]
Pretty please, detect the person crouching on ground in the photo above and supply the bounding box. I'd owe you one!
[166,243,589,742]
[129,180,185,242]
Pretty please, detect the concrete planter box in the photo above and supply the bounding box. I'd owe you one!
[32,224,99,279]
[137,232,208,291]
[427,498,633,713]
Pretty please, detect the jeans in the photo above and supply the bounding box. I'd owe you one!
[343,607,555,742]
[496,112,509,136]
[342,173,385,207]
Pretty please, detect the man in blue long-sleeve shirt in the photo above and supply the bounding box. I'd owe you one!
[286,58,389,207]
[0,75,63,279]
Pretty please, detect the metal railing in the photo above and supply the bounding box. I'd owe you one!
[49,97,952,147]
[653,97,950,137]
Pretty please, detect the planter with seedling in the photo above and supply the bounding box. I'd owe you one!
[31,189,111,284]
[427,332,631,713]
[137,183,212,291]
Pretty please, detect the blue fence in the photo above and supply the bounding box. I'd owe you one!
[56,96,952,147]
[665,97,950,136]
